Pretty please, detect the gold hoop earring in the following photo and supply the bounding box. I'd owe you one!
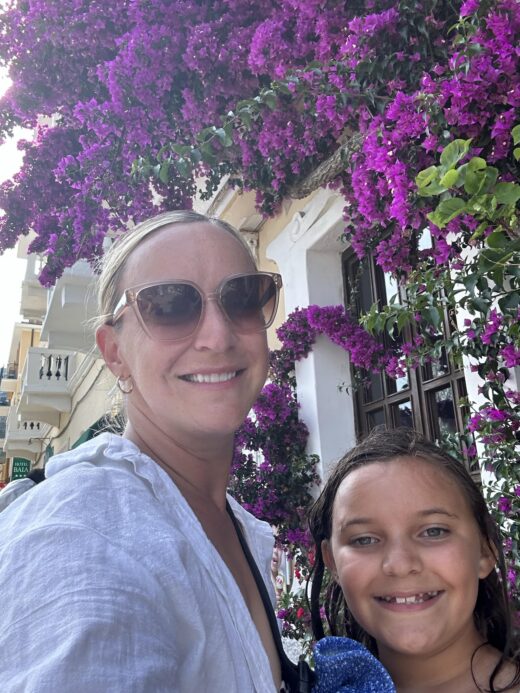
[117,376,134,394]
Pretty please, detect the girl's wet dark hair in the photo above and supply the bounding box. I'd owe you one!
[308,427,519,692]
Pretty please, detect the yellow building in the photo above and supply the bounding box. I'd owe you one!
[1,237,113,479]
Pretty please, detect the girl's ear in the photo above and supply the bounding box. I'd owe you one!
[478,539,497,580]
[96,324,127,378]
[321,539,337,577]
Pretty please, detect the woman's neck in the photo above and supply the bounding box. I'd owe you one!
[123,415,235,510]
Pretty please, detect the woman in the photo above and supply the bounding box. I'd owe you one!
[0,211,285,691]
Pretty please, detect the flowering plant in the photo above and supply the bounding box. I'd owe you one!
[1,0,519,625]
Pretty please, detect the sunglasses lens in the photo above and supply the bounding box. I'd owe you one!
[136,283,202,339]
[221,274,278,332]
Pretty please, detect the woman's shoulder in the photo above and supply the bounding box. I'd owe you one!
[0,435,180,554]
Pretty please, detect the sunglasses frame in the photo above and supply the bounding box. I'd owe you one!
[110,271,283,342]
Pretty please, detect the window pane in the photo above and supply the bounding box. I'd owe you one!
[383,272,399,304]
[391,400,414,428]
[418,227,433,250]
[358,263,374,313]
[387,371,409,393]
[430,386,457,436]
[362,371,383,402]
[367,408,386,431]
[423,349,449,380]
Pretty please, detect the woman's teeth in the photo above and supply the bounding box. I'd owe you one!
[183,372,237,383]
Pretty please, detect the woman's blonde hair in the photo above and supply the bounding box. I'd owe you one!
[95,210,256,330]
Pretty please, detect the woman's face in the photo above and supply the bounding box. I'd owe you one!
[322,457,495,666]
[98,222,270,447]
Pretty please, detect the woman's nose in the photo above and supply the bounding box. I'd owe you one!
[381,538,422,577]
[192,296,237,351]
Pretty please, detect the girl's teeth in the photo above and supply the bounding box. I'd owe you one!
[382,591,439,604]
[185,372,236,383]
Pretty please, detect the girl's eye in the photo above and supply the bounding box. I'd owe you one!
[350,536,379,547]
[421,527,449,539]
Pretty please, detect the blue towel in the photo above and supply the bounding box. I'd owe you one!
[312,636,396,693]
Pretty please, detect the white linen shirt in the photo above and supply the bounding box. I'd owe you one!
[0,433,277,693]
[0,477,36,513]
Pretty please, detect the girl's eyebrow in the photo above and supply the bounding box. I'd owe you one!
[338,508,460,532]
[418,508,460,519]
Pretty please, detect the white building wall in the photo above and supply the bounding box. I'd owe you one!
[267,190,356,480]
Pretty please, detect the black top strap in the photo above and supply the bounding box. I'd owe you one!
[226,502,314,693]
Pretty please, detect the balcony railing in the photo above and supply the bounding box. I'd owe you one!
[18,347,78,426]
[39,353,70,382]
[3,407,49,460]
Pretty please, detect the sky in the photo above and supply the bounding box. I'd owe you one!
[0,70,31,367]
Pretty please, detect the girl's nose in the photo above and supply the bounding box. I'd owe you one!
[381,539,422,577]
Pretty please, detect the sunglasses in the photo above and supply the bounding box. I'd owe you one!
[110,272,283,341]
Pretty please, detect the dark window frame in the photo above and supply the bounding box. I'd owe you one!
[342,248,472,468]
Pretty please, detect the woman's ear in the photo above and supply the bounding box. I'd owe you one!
[321,539,337,578]
[478,538,498,580]
[96,324,126,377]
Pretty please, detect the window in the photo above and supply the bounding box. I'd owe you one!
[343,249,473,469]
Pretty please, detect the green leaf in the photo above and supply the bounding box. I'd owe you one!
[439,138,471,169]
[262,89,278,109]
[464,170,485,196]
[466,165,499,197]
[196,126,216,144]
[490,267,504,290]
[171,143,189,156]
[439,169,459,188]
[478,248,512,273]
[486,231,509,249]
[469,296,491,314]
[416,170,446,196]
[498,292,520,312]
[514,147,520,161]
[159,160,170,184]
[421,306,441,329]
[214,127,233,147]
[512,124,520,146]
[467,156,487,172]
[200,141,217,163]
[462,273,479,295]
[493,182,520,205]
[468,193,496,217]
[416,165,439,189]
[427,197,466,228]
[175,157,192,178]
[238,107,252,128]
[397,311,410,332]
[189,148,202,164]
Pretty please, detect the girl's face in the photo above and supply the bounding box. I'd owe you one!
[322,457,496,666]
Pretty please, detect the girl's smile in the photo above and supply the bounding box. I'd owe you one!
[322,457,496,666]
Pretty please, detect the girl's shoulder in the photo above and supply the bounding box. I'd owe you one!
[485,650,520,693]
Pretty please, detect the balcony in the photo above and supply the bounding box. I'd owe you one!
[0,363,18,394]
[3,407,48,460]
[17,348,78,427]
[20,277,47,321]
[41,260,98,352]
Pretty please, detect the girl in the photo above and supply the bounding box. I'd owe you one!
[308,427,520,693]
